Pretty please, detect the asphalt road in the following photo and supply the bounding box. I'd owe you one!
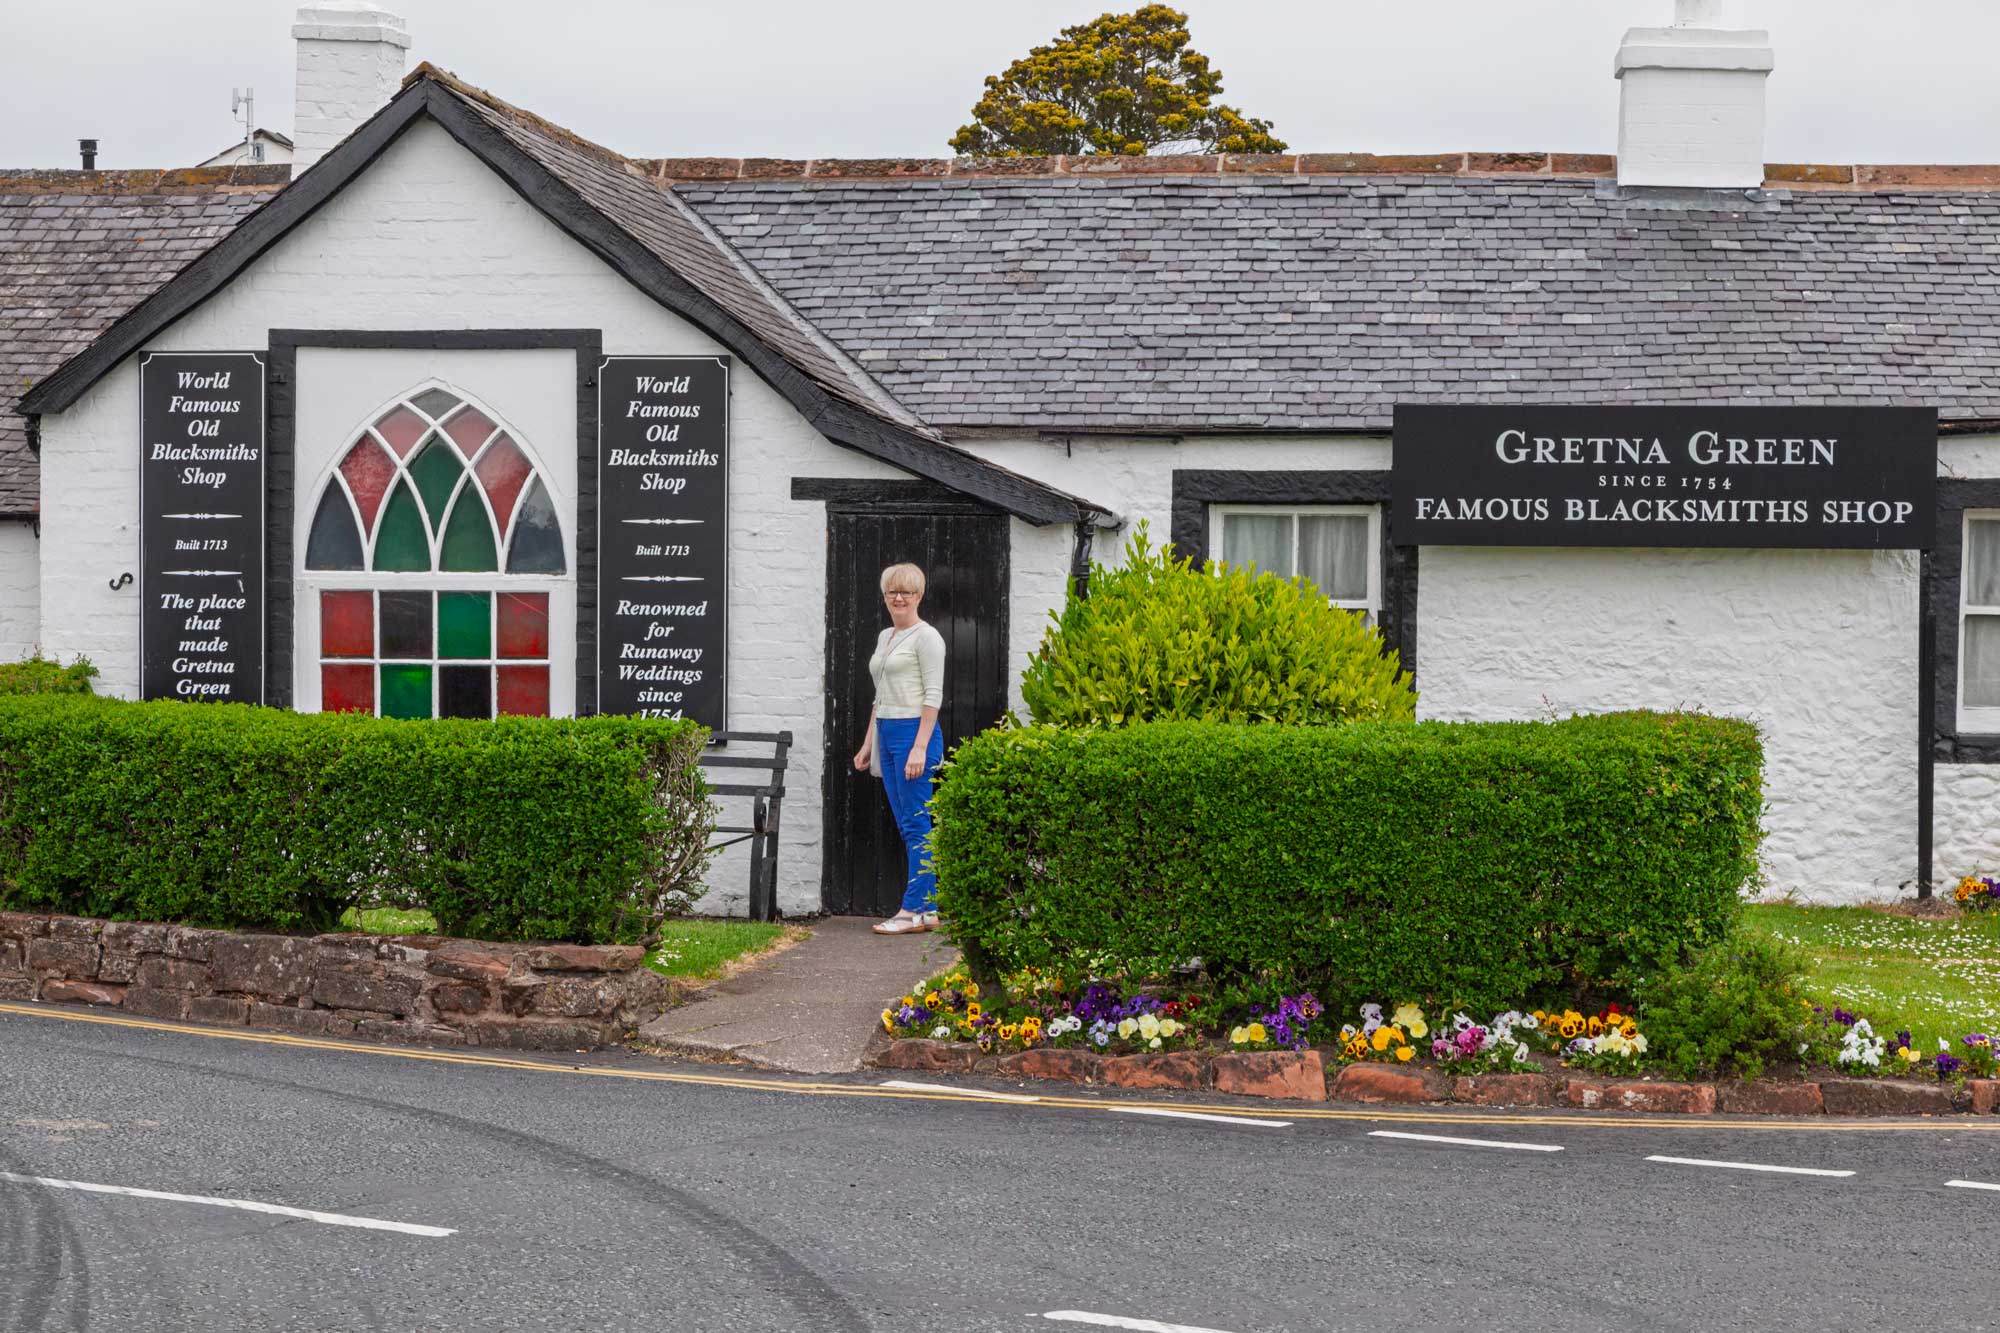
[3,1003,1999,1333]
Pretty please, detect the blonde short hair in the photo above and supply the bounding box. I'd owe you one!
[879,563,926,596]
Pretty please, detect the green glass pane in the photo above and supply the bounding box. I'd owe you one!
[439,488,499,572]
[438,592,491,660]
[506,477,566,574]
[305,486,363,570]
[380,664,432,719]
[408,436,465,527]
[373,479,431,571]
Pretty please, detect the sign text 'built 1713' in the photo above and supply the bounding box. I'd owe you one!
[596,356,729,728]
[1392,405,1937,548]
[139,351,266,703]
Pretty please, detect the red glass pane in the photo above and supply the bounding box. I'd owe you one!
[337,438,397,535]
[320,590,374,658]
[321,664,374,714]
[443,406,497,458]
[496,592,549,659]
[373,406,428,459]
[497,665,550,717]
[474,434,533,535]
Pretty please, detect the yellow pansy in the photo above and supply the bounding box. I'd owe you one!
[1395,1046,1414,1062]
[925,992,943,1009]
[1248,1022,1268,1044]
[1392,1004,1429,1040]
[999,1023,1018,1041]
[1371,1026,1393,1052]
[964,982,981,999]
[965,1002,982,1021]
[881,1009,896,1033]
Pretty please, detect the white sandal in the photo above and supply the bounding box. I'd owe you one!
[872,912,927,935]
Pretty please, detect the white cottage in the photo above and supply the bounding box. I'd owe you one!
[5,3,2000,916]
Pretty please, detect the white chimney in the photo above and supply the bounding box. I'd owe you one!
[1615,0,1774,190]
[292,1,410,173]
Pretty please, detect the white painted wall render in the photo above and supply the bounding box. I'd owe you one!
[964,432,1961,906]
[0,521,39,660]
[35,118,907,917]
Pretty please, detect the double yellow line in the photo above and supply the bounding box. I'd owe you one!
[4,1001,1991,1134]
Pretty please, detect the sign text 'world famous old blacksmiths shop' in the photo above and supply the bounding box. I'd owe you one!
[597,356,729,728]
[1393,406,1937,548]
[139,352,266,702]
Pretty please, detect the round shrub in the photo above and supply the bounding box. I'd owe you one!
[1020,527,1415,726]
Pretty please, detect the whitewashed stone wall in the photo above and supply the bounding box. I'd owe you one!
[34,119,906,917]
[0,520,39,660]
[967,433,1941,905]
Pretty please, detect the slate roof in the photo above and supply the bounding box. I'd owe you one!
[430,72,929,432]
[680,175,2000,433]
[0,168,287,515]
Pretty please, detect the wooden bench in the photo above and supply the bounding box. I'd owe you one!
[697,731,793,922]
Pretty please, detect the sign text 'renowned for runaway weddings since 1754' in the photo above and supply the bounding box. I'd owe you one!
[596,356,728,728]
[1393,405,1937,549]
[139,352,265,702]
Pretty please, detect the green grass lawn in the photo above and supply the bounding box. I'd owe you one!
[341,906,791,981]
[1741,903,2000,1050]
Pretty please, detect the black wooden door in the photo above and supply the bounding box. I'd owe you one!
[823,504,1010,916]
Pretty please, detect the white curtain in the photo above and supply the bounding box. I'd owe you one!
[1299,514,1369,601]
[1220,513,1293,576]
[1970,520,2000,607]
[1967,616,2000,708]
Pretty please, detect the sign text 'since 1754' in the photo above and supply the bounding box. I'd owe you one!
[1392,405,1937,548]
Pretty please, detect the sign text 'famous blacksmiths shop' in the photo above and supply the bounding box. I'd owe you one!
[139,351,266,703]
[1393,406,1937,548]
[596,356,729,728]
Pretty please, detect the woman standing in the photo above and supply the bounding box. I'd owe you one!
[852,563,947,935]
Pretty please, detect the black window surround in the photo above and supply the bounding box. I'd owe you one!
[1932,479,2000,763]
[1168,469,1417,679]
[267,329,603,713]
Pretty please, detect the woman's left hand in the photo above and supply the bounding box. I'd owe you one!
[903,751,926,781]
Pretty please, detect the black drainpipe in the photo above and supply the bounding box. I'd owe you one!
[1069,520,1096,599]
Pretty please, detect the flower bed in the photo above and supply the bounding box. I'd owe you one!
[871,968,2000,1115]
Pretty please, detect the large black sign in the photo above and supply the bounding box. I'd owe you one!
[1393,405,1936,548]
[139,352,265,703]
[596,356,729,727]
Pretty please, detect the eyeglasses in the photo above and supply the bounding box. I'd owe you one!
[883,591,916,600]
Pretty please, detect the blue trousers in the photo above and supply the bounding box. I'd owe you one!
[876,716,943,913]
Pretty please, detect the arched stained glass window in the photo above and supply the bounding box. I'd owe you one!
[305,387,567,720]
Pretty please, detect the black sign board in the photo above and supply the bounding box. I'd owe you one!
[1393,405,1937,548]
[596,356,729,727]
[139,352,265,703]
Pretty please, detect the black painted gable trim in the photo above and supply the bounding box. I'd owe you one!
[1169,469,1419,681]
[19,75,1101,528]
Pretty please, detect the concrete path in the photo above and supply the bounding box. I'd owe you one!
[636,916,958,1074]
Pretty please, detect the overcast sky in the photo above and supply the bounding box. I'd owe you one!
[5,1,1997,169]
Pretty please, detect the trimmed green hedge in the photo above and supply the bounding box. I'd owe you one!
[0,656,97,696]
[932,712,1764,1010]
[0,696,712,943]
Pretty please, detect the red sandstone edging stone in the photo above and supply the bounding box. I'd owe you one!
[1332,1062,1451,1104]
[1821,1079,1957,1117]
[1563,1079,1717,1114]
[0,911,681,1052]
[1214,1050,1326,1102]
[1099,1052,1209,1092]
[1453,1072,1560,1107]
[1973,1080,2000,1115]
[1718,1081,1826,1116]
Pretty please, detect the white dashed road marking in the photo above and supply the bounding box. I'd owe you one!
[1105,1107,1291,1128]
[1644,1155,1854,1178]
[1042,1311,1240,1332]
[876,1080,1041,1103]
[1369,1130,1565,1153]
[1946,1179,2000,1192]
[0,1171,457,1236]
